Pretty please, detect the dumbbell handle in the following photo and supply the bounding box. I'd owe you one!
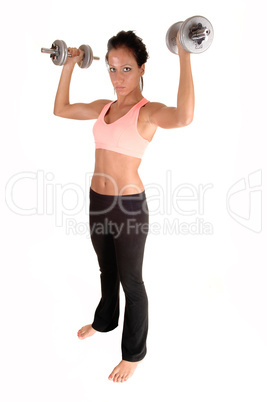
[41,47,100,60]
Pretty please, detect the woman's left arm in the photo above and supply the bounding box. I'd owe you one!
[149,35,195,129]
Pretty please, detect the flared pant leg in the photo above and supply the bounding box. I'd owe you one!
[90,230,120,332]
[89,200,120,332]
[113,215,149,362]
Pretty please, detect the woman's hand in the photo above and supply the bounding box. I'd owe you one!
[176,30,189,58]
[64,47,85,67]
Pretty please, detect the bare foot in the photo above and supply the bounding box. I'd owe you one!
[77,324,97,340]
[108,360,140,383]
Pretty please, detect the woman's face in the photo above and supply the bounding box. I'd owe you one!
[107,47,145,96]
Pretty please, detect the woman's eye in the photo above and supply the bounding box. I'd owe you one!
[109,67,131,72]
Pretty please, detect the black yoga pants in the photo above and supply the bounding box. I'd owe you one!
[89,187,149,362]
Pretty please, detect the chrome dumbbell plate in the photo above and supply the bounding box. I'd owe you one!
[165,21,183,55]
[78,45,93,69]
[51,40,68,66]
[166,15,214,54]
[180,16,214,53]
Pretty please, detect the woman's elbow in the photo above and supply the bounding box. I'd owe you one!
[53,105,59,116]
[53,102,66,117]
[176,115,194,128]
[54,108,63,117]
[184,116,194,126]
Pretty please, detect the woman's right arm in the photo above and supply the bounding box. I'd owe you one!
[54,47,110,120]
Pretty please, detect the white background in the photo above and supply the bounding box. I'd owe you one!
[1,0,267,400]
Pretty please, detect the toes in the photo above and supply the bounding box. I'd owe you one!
[113,372,122,383]
[108,364,130,383]
[77,327,83,335]
[114,373,120,382]
[108,369,116,381]
[119,374,129,383]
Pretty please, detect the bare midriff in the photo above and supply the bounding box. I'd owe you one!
[90,149,145,196]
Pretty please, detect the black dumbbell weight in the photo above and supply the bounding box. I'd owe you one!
[41,39,100,68]
[166,15,214,54]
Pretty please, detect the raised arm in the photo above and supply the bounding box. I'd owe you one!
[53,47,110,120]
[149,32,195,129]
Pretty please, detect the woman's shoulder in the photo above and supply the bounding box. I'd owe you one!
[95,99,113,108]
[90,99,113,115]
[145,101,166,110]
[142,100,167,118]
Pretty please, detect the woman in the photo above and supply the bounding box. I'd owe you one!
[54,30,194,383]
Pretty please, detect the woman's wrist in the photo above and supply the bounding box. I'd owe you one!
[178,51,191,61]
[62,62,76,72]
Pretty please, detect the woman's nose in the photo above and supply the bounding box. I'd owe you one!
[114,72,124,83]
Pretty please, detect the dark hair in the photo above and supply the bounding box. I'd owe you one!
[105,30,149,92]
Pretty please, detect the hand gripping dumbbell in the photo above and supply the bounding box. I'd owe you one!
[166,15,214,54]
[41,39,100,68]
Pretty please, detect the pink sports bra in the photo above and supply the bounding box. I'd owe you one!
[92,98,150,159]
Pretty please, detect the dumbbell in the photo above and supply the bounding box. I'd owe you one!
[41,39,100,68]
[166,15,214,54]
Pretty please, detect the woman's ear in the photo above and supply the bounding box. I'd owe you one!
[140,63,145,76]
